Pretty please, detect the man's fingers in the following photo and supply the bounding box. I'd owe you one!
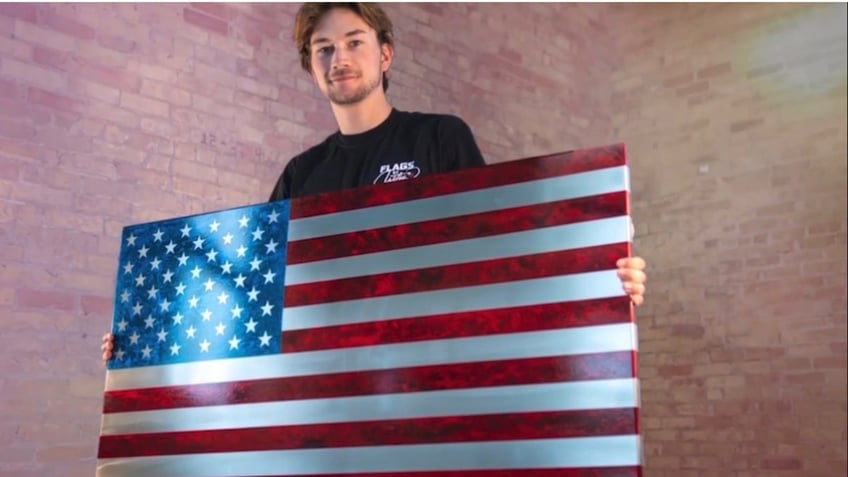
[617,268,647,284]
[617,256,646,270]
[623,282,646,296]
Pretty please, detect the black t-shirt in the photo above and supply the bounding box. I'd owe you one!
[268,109,486,201]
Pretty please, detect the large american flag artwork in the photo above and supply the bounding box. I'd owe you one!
[97,143,642,477]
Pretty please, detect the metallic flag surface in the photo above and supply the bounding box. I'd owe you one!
[97,143,642,477]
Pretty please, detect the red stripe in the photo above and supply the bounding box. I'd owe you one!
[284,296,631,353]
[286,191,627,265]
[98,408,637,457]
[290,144,625,219]
[103,351,634,413]
[285,242,628,307]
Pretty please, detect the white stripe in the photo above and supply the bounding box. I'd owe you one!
[102,378,639,434]
[283,269,625,331]
[288,165,630,240]
[285,215,631,285]
[98,436,640,476]
[106,323,636,391]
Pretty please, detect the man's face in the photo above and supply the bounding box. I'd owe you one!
[309,8,392,106]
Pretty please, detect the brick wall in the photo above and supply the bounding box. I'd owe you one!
[609,3,847,476]
[0,3,614,475]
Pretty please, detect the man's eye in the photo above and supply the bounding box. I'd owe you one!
[316,46,332,55]
[349,40,362,47]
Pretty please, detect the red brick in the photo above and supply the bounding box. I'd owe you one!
[77,58,141,92]
[27,86,82,114]
[15,288,77,311]
[0,3,37,22]
[184,7,229,36]
[37,9,96,40]
[730,118,766,133]
[761,457,803,470]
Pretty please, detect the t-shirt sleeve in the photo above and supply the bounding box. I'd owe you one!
[267,157,297,202]
[438,115,487,172]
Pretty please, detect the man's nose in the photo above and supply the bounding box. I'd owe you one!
[331,45,350,69]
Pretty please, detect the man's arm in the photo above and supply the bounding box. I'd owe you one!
[437,115,487,172]
[268,157,297,202]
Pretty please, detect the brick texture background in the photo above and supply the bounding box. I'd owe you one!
[0,3,845,476]
[609,4,847,476]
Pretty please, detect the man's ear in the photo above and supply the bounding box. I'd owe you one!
[380,42,394,73]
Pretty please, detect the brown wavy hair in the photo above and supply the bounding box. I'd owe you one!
[293,3,395,91]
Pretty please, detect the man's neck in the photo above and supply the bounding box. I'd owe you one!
[331,93,393,135]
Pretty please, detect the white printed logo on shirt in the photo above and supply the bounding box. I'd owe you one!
[374,161,421,184]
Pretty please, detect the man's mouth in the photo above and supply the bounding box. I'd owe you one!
[330,73,358,83]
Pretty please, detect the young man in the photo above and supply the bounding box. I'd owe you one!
[267,2,486,200]
[102,2,647,361]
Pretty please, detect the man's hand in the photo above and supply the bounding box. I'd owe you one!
[616,256,646,306]
[101,332,114,362]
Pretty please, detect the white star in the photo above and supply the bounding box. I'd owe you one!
[261,301,273,316]
[126,233,137,247]
[206,249,218,262]
[150,257,161,270]
[246,287,259,302]
[129,331,140,345]
[231,304,243,319]
[268,210,279,223]
[172,312,184,325]
[141,345,152,359]
[135,274,145,287]
[264,239,278,254]
[144,315,155,329]
[204,278,215,291]
[180,224,191,237]
[234,274,246,288]
[123,262,134,274]
[215,322,226,336]
[200,339,211,352]
[165,241,177,254]
[147,285,158,299]
[221,261,233,274]
[245,317,258,333]
[223,233,234,245]
[188,295,199,308]
[175,283,186,295]
[191,266,202,279]
[170,342,181,356]
[193,236,205,250]
[153,229,164,242]
[157,328,168,342]
[201,309,212,321]
[160,298,171,312]
[120,290,130,303]
[249,257,261,271]
[236,245,247,258]
[186,325,197,339]
[217,291,229,305]
[263,269,276,284]
[238,215,249,228]
[115,349,126,360]
[177,253,189,266]
[117,319,129,332]
[163,269,174,283]
[132,302,143,316]
[252,227,264,241]
[258,331,272,347]
[138,245,149,258]
[209,220,220,233]
[228,335,241,350]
